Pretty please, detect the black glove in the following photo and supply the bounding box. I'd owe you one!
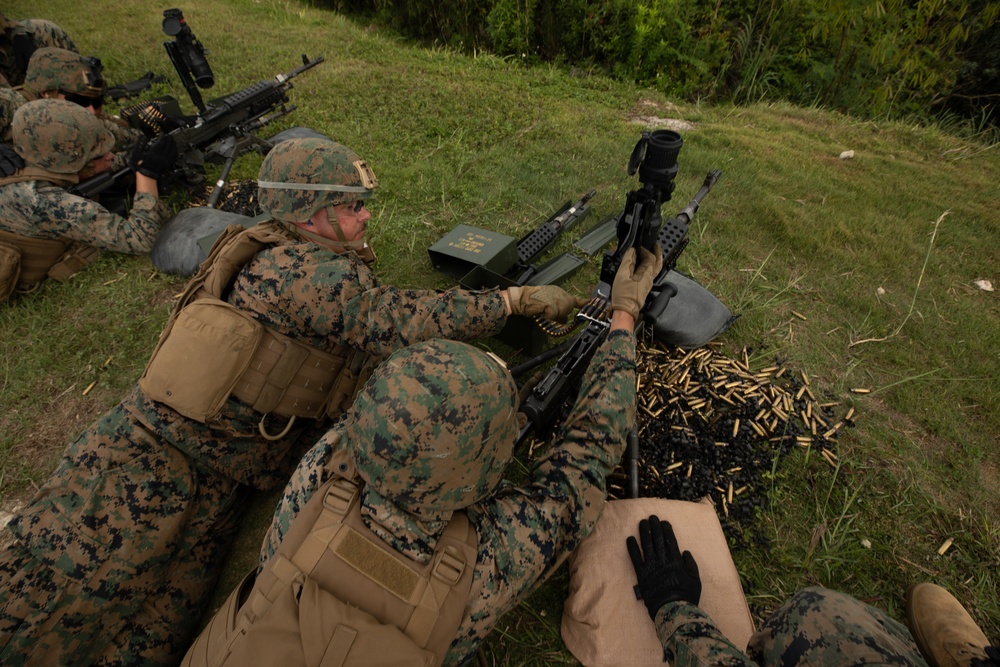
[135,135,177,180]
[971,646,1000,667]
[627,515,702,620]
[0,144,25,177]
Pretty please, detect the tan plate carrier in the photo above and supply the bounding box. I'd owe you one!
[0,167,101,301]
[139,222,364,432]
[182,452,479,667]
[0,227,99,301]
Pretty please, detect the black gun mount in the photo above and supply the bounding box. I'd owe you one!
[599,130,683,288]
[517,130,723,470]
[162,8,215,113]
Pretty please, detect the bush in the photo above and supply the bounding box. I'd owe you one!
[317,0,999,126]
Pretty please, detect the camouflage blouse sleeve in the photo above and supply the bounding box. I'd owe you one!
[447,329,636,663]
[654,601,755,666]
[279,247,508,355]
[34,184,167,254]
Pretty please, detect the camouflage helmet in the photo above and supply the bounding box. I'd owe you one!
[23,47,105,97]
[12,99,114,173]
[257,137,378,224]
[1,87,26,141]
[346,339,519,524]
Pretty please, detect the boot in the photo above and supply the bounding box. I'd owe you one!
[906,583,990,667]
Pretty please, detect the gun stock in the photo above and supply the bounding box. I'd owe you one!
[68,166,132,199]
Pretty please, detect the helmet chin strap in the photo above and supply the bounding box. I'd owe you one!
[293,206,376,264]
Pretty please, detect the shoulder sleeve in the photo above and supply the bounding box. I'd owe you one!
[454,330,636,653]
[654,601,755,666]
[26,186,167,254]
[283,250,508,355]
[56,189,167,253]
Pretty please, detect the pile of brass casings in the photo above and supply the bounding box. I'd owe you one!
[191,179,263,216]
[607,335,855,546]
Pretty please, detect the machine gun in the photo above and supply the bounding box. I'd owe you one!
[515,130,722,494]
[165,52,324,205]
[70,9,324,205]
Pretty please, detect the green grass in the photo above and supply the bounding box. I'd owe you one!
[2,0,999,661]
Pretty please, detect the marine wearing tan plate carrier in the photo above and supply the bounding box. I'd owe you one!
[140,220,367,437]
[0,98,118,300]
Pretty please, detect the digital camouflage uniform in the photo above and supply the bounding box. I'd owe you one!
[0,99,166,255]
[0,140,509,666]
[655,586,929,666]
[262,328,637,665]
[0,15,77,87]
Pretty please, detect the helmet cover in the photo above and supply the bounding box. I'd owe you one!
[23,47,105,97]
[347,339,518,522]
[12,98,114,173]
[257,137,378,224]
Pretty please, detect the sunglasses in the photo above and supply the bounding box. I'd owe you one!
[63,92,105,110]
[347,200,365,213]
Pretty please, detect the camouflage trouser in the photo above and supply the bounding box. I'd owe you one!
[0,400,244,667]
[747,586,928,666]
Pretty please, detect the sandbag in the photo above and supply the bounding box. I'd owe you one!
[561,497,755,666]
[649,270,738,349]
[151,207,252,276]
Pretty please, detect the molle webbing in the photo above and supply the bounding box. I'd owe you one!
[0,228,98,286]
[230,326,358,420]
[0,166,79,187]
[259,454,478,663]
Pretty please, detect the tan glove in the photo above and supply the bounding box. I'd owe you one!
[611,246,664,319]
[507,285,586,323]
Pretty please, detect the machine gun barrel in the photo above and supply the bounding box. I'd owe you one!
[508,189,595,286]
[642,169,722,323]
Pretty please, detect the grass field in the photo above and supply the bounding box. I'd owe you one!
[2,0,998,663]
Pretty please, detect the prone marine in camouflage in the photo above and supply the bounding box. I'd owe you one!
[651,586,929,666]
[258,314,644,661]
[11,47,142,153]
[0,99,167,255]
[0,137,561,666]
[0,13,77,87]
